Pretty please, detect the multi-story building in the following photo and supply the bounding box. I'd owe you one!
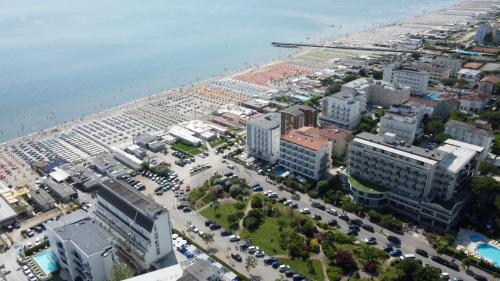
[432,56,463,78]
[346,132,483,230]
[320,92,362,130]
[478,76,500,95]
[459,93,489,113]
[280,105,318,135]
[300,126,352,158]
[383,64,430,95]
[379,104,420,145]
[444,120,493,159]
[246,113,281,163]
[457,68,482,89]
[96,179,173,270]
[476,22,492,44]
[415,60,451,84]
[341,78,411,108]
[46,210,115,281]
[279,128,332,180]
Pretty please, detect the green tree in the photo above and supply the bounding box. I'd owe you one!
[201,232,214,245]
[479,161,499,175]
[316,180,330,196]
[372,70,383,80]
[245,256,257,271]
[442,78,457,87]
[243,209,265,231]
[449,110,468,122]
[109,263,133,281]
[411,52,422,60]
[435,132,452,143]
[251,196,264,208]
[325,83,342,96]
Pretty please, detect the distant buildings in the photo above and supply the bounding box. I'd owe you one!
[476,22,492,44]
[478,76,500,95]
[320,92,362,130]
[379,104,420,145]
[96,180,173,270]
[341,78,411,108]
[246,113,281,163]
[444,120,493,158]
[383,64,430,95]
[169,120,228,146]
[458,93,489,113]
[280,105,318,135]
[46,210,115,281]
[346,132,483,230]
[432,56,463,78]
[279,128,332,180]
[43,178,78,203]
[30,189,56,212]
[457,69,482,89]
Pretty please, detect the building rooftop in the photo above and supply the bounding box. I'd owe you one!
[43,178,77,199]
[480,75,500,84]
[354,132,443,164]
[460,93,489,102]
[437,142,479,173]
[471,46,498,54]
[280,104,316,116]
[462,62,483,70]
[281,128,329,152]
[480,63,500,73]
[0,195,16,223]
[97,179,165,231]
[445,120,493,137]
[406,96,439,107]
[247,113,280,129]
[134,133,158,145]
[30,189,55,206]
[51,210,113,256]
[300,126,351,141]
[458,68,482,76]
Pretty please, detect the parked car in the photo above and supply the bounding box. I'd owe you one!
[327,219,337,226]
[339,214,349,221]
[220,229,232,237]
[364,237,376,245]
[231,253,242,262]
[300,208,310,214]
[387,235,401,244]
[209,224,221,230]
[229,235,240,242]
[326,208,338,216]
[390,248,402,257]
[415,249,428,257]
[313,214,322,221]
[361,224,374,232]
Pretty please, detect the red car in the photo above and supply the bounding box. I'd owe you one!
[185,185,191,191]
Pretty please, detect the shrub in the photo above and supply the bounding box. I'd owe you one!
[251,196,263,208]
[327,266,344,281]
[334,250,357,272]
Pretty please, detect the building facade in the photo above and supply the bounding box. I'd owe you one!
[457,68,482,89]
[46,210,115,281]
[246,113,281,163]
[444,120,493,159]
[432,56,463,78]
[383,64,430,95]
[96,180,173,270]
[379,105,420,145]
[279,128,332,180]
[341,78,411,108]
[415,60,451,84]
[459,93,489,113]
[478,76,500,95]
[320,92,362,130]
[280,105,318,135]
[346,133,482,230]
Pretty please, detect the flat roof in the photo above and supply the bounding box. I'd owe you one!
[247,113,280,129]
[43,178,77,199]
[280,104,316,116]
[97,180,165,231]
[49,168,70,182]
[445,120,493,137]
[444,139,484,153]
[437,143,477,173]
[0,196,16,223]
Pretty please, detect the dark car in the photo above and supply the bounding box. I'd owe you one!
[285,270,295,278]
[209,224,221,230]
[221,229,232,236]
[431,255,447,265]
[292,274,304,281]
[182,207,192,213]
[387,235,401,244]
[384,245,393,252]
[33,226,43,233]
[339,214,349,221]
[240,243,249,251]
[327,219,337,226]
[311,202,326,210]
[347,228,358,236]
[415,249,428,257]
[361,224,374,232]
[231,253,242,262]
[205,220,214,227]
[473,275,487,281]
[264,257,277,265]
[445,261,459,271]
[350,219,362,226]
[271,261,282,269]
[313,214,322,221]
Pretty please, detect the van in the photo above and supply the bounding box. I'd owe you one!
[400,254,415,260]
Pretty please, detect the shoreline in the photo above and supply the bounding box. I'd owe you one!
[0,0,474,145]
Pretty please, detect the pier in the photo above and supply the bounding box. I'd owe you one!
[271,42,426,54]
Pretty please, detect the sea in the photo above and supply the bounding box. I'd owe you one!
[0,0,461,142]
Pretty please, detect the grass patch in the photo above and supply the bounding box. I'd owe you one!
[209,137,225,148]
[349,175,386,193]
[245,217,290,255]
[279,258,324,281]
[171,142,202,156]
[199,203,241,229]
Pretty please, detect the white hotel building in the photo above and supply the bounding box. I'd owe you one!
[383,64,430,95]
[96,180,173,270]
[279,128,332,180]
[246,113,281,163]
[320,92,362,130]
[346,132,482,230]
[46,210,115,281]
[379,104,420,145]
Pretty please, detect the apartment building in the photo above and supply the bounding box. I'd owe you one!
[459,93,489,113]
[246,113,281,163]
[300,126,353,158]
[46,210,115,281]
[346,132,482,230]
[478,76,500,95]
[383,64,430,95]
[415,60,451,84]
[379,104,420,145]
[432,56,463,78]
[444,120,493,159]
[96,180,173,270]
[280,105,318,135]
[279,128,332,180]
[320,92,362,130]
[457,68,482,89]
[341,78,411,108]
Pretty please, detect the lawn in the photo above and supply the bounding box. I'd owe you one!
[209,137,225,148]
[246,217,291,255]
[171,142,203,156]
[279,258,324,281]
[199,203,240,229]
[349,175,386,193]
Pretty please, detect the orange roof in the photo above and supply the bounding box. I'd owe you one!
[407,96,438,107]
[281,129,328,151]
[463,62,483,69]
[480,76,500,84]
[471,47,498,54]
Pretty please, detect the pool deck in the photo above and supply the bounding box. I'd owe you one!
[455,228,500,268]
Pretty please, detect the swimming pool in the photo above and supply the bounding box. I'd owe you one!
[469,234,485,243]
[427,92,442,100]
[476,244,500,268]
[34,250,58,275]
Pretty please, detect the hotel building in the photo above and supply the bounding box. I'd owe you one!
[246,113,281,163]
[341,78,411,108]
[280,105,318,135]
[379,104,420,145]
[383,64,430,95]
[320,92,362,130]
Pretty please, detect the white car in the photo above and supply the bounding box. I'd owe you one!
[22,265,30,274]
[400,253,415,260]
[326,208,338,216]
[229,235,240,242]
[300,208,310,214]
[278,264,290,272]
[364,237,376,245]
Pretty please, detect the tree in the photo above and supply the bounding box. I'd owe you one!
[251,196,264,208]
[245,256,257,271]
[457,78,468,89]
[334,250,357,272]
[381,259,441,281]
[229,185,243,198]
[461,256,473,270]
[325,83,342,96]
[202,232,214,245]
[435,132,452,143]
[109,263,133,281]
[372,70,383,80]
[449,110,468,122]
[343,74,359,83]
[479,161,499,176]
[411,52,421,60]
[364,260,377,274]
[316,180,330,196]
[359,68,367,77]
[442,78,457,87]
[243,209,265,231]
